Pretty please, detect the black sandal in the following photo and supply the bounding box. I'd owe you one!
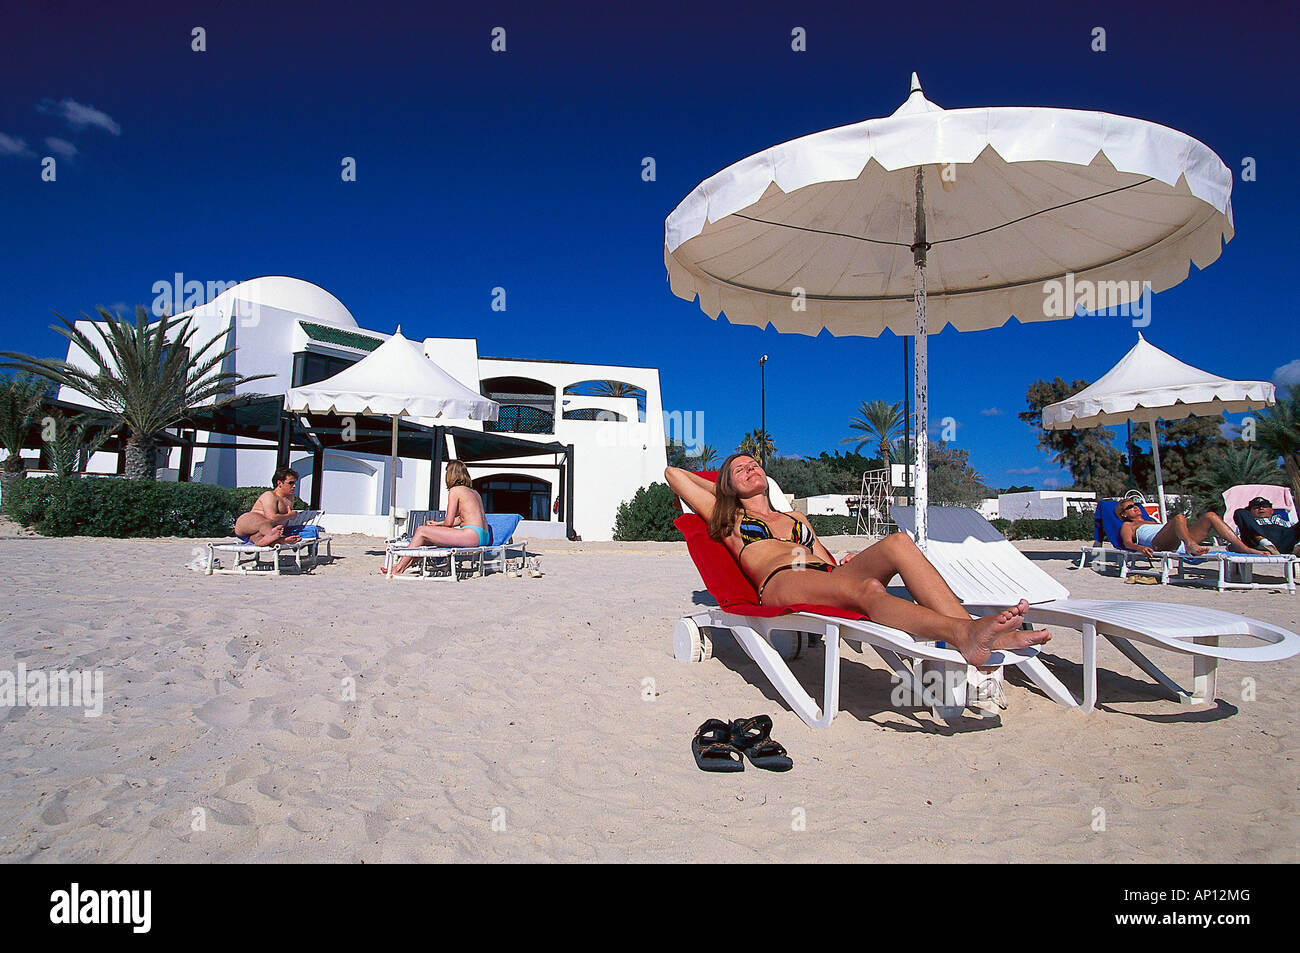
[692,718,744,772]
[730,714,793,772]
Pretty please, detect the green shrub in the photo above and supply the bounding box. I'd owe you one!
[1,478,306,538]
[613,482,683,541]
[808,514,858,536]
[991,517,1012,535]
[1005,512,1094,541]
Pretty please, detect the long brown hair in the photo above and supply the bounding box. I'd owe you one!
[445,460,472,489]
[707,453,754,542]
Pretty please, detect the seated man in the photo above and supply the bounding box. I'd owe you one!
[1115,497,1265,557]
[232,466,302,546]
[1234,496,1300,555]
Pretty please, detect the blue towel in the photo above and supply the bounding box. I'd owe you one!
[485,513,523,546]
[1097,499,1158,551]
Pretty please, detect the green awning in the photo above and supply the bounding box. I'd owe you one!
[299,321,385,352]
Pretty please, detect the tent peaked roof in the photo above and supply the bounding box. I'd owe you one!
[286,329,499,421]
[1042,333,1275,429]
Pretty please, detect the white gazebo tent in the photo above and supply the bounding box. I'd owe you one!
[665,74,1234,548]
[1042,333,1274,521]
[286,328,499,532]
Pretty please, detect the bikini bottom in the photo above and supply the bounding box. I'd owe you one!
[758,561,833,604]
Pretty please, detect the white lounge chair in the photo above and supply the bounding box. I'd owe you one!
[671,475,1078,728]
[1079,497,1297,592]
[893,506,1300,712]
[1222,484,1299,576]
[205,535,332,576]
[384,513,531,581]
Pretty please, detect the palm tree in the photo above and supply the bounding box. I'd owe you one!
[842,400,904,462]
[685,443,720,469]
[1257,392,1300,503]
[1,307,271,481]
[41,409,115,479]
[1186,444,1285,513]
[592,380,646,416]
[0,373,47,499]
[737,429,775,463]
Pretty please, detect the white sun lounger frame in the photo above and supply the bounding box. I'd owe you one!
[670,478,1075,728]
[205,536,333,576]
[383,540,529,581]
[893,506,1300,713]
[674,606,1077,729]
[1078,543,1296,593]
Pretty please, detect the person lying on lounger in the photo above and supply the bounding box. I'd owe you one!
[233,466,302,546]
[385,460,489,575]
[1114,497,1265,557]
[1232,496,1300,555]
[664,454,1050,667]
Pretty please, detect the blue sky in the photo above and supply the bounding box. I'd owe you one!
[1,0,1296,490]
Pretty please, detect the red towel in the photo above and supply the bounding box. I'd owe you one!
[674,510,866,621]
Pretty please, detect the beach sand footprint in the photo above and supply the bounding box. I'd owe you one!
[194,696,250,728]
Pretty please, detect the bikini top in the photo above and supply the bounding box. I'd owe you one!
[738,513,816,550]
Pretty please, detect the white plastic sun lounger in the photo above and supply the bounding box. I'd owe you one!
[384,513,531,582]
[671,477,1078,728]
[1079,499,1297,592]
[205,535,333,576]
[892,506,1300,712]
[1079,546,1297,591]
[674,604,1078,729]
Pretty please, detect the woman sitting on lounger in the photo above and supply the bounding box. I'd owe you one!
[664,454,1050,667]
[385,460,489,575]
[1114,497,1266,557]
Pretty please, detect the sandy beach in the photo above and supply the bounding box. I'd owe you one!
[0,522,1296,864]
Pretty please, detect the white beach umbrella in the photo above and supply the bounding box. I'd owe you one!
[665,74,1234,547]
[1042,333,1274,520]
[286,328,499,529]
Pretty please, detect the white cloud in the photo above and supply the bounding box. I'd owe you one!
[0,132,32,156]
[1042,475,1066,488]
[45,137,76,158]
[1272,358,1300,394]
[37,98,121,135]
[980,407,1002,416]
[1005,466,1041,475]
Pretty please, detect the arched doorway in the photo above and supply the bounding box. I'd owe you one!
[473,474,552,522]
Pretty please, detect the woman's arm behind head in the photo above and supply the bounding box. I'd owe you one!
[664,466,717,522]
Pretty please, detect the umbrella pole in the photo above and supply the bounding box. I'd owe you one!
[911,167,930,550]
[1149,419,1167,522]
[390,416,399,539]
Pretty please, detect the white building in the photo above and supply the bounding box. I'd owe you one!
[996,490,1097,521]
[53,276,669,540]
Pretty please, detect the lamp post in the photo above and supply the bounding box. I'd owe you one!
[759,354,768,468]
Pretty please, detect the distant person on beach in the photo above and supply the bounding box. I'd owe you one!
[1233,497,1300,555]
[1114,497,1265,556]
[385,461,489,575]
[233,466,302,546]
[665,454,1050,668]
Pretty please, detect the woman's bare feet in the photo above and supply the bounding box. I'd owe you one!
[955,601,1049,666]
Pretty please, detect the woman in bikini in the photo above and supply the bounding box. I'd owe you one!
[1114,498,1264,556]
[385,460,490,575]
[665,454,1050,667]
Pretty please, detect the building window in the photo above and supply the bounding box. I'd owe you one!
[292,351,357,387]
[562,379,646,422]
[562,408,626,422]
[488,405,555,434]
[473,476,552,521]
[481,376,555,435]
